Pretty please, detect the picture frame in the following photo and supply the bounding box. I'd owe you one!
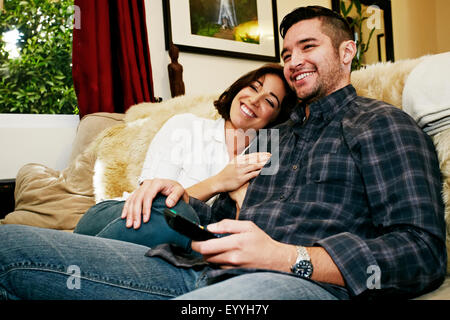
[331,0,395,63]
[162,0,280,62]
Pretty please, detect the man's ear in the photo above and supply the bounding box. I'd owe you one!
[340,40,357,66]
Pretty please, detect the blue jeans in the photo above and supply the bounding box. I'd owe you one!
[0,225,342,300]
[74,195,197,251]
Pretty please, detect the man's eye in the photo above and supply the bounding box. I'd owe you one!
[282,54,291,62]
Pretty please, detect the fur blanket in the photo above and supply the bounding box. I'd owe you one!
[92,93,221,202]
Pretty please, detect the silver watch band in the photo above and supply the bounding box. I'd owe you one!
[294,245,310,263]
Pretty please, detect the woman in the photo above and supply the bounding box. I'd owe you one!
[74,64,297,250]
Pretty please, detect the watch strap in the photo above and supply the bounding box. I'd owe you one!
[294,245,310,263]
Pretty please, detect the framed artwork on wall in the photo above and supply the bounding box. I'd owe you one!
[163,0,280,62]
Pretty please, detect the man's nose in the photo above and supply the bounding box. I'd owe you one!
[290,50,305,69]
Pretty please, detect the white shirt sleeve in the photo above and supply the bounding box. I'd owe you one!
[137,114,196,185]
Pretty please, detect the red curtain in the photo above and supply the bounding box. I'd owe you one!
[72,0,156,118]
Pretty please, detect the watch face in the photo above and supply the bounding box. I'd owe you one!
[293,260,313,278]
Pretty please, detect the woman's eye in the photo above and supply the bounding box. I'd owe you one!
[265,99,275,108]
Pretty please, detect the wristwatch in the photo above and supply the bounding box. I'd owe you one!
[291,246,313,278]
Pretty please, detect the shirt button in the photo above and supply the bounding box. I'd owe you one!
[292,165,298,171]
[279,195,285,200]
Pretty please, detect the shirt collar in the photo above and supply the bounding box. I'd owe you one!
[290,84,357,124]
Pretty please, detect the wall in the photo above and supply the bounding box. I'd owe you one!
[0,114,79,179]
[145,0,331,101]
[147,0,450,99]
[435,0,450,54]
[391,0,450,60]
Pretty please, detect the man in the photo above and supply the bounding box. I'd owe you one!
[0,6,446,300]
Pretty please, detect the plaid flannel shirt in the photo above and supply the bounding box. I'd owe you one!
[147,85,446,299]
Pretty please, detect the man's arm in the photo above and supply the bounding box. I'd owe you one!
[192,219,345,287]
[316,107,447,297]
[192,106,447,298]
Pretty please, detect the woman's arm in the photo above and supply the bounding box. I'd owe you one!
[123,114,270,228]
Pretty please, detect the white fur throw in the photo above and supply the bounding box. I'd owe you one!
[92,93,221,202]
[350,56,424,109]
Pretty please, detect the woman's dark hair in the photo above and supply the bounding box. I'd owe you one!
[280,6,353,51]
[214,64,297,128]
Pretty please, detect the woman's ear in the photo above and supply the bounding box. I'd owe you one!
[340,40,357,66]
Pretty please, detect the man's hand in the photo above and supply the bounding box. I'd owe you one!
[191,219,295,272]
[191,219,346,287]
[121,178,188,229]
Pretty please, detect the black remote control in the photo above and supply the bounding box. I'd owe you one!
[164,208,221,241]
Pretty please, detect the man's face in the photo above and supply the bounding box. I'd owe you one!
[281,18,347,104]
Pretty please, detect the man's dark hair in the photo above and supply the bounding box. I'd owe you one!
[214,64,297,128]
[279,6,353,50]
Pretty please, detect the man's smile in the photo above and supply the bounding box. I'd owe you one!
[295,71,315,81]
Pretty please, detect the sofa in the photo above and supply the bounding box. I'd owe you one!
[1,53,449,299]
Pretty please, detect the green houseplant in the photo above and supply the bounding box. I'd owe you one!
[339,0,376,70]
[0,0,78,114]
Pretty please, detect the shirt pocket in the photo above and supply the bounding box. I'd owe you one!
[305,143,358,186]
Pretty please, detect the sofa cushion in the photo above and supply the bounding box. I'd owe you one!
[416,276,450,300]
[1,149,96,231]
[69,112,125,163]
[0,112,123,231]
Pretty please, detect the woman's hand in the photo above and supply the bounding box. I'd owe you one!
[191,219,296,272]
[121,178,188,229]
[213,152,271,193]
[228,182,249,212]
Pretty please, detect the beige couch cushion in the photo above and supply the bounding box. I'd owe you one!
[69,112,125,163]
[416,277,450,300]
[1,112,124,231]
[1,150,96,231]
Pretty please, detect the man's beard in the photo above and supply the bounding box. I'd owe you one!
[296,81,328,105]
[295,59,344,105]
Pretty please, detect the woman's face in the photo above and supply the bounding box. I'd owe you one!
[228,73,286,131]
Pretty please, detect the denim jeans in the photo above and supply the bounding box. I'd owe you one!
[0,227,342,300]
[0,224,205,300]
[74,195,198,251]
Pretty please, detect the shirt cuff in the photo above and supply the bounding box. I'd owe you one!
[315,232,378,297]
